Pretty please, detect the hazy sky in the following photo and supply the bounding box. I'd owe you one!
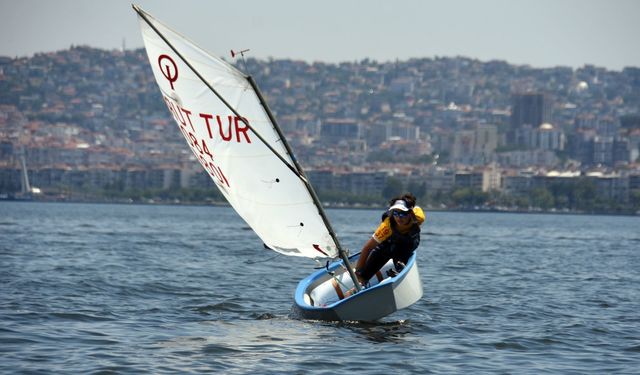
[1,0,638,71]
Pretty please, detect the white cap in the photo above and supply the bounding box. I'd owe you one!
[388,200,409,212]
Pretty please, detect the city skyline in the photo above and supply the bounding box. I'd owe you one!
[1,0,639,71]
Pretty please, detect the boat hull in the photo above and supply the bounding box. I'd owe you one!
[293,252,423,321]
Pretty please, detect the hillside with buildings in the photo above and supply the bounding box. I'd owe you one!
[1,46,639,212]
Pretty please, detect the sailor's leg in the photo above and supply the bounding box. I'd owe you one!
[390,229,421,271]
[357,241,392,283]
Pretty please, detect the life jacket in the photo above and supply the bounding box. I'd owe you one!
[381,209,421,252]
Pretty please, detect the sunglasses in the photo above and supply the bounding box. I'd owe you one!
[393,211,409,218]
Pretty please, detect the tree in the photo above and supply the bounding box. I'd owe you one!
[451,188,488,207]
[530,188,554,210]
[407,181,426,200]
[573,178,597,211]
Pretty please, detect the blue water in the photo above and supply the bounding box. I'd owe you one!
[1,202,639,374]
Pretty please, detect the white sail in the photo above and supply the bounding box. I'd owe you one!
[135,7,338,259]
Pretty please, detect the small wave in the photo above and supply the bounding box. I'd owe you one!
[625,345,640,352]
[77,337,119,346]
[50,312,115,322]
[586,298,615,308]
[53,231,76,237]
[253,312,277,320]
[493,340,528,351]
[351,230,373,235]
[89,366,131,374]
[449,232,466,237]
[201,343,244,355]
[426,231,466,237]
[444,264,469,270]
[190,301,245,315]
[78,329,111,337]
[536,337,563,346]
[554,235,598,241]
[0,337,39,345]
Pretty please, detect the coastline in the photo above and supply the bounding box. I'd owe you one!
[2,196,638,217]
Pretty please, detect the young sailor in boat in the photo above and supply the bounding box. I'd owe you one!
[355,193,425,286]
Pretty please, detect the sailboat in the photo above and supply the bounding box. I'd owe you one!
[133,5,423,321]
[6,147,41,201]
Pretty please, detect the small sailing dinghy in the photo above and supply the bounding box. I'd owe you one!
[294,252,422,321]
[133,5,423,321]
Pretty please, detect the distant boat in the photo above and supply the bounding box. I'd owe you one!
[133,5,423,321]
[2,148,41,201]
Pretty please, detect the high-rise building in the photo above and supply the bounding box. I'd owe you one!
[451,124,497,165]
[320,118,362,144]
[510,93,551,145]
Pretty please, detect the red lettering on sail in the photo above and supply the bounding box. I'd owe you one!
[162,96,180,124]
[180,129,231,189]
[215,164,230,187]
[200,113,214,138]
[202,138,214,159]
[160,93,267,188]
[196,153,230,188]
[161,94,253,144]
[189,133,203,154]
[180,108,194,132]
[217,115,233,141]
[235,117,252,143]
[158,54,178,90]
[174,107,193,131]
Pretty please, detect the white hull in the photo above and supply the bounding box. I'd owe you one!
[293,252,423,321]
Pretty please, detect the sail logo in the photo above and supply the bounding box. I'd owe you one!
[161,93,263,189]
[158,54,178,90]
[161,95,252,145]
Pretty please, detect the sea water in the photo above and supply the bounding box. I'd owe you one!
[1,202,639,374]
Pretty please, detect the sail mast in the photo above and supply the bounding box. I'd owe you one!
[19,148,31,194]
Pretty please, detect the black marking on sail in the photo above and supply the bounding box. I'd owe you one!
[261,178,280,187]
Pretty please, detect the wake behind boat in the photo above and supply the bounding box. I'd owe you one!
[133,5,423,321]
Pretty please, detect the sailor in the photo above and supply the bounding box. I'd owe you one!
[355,193,425,285]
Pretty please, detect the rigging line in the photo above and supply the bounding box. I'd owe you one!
[331,273,352,294]
[231,49,251,75]
[133,5,302,181]
[245,253,281,265]
[314,261,352,294]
